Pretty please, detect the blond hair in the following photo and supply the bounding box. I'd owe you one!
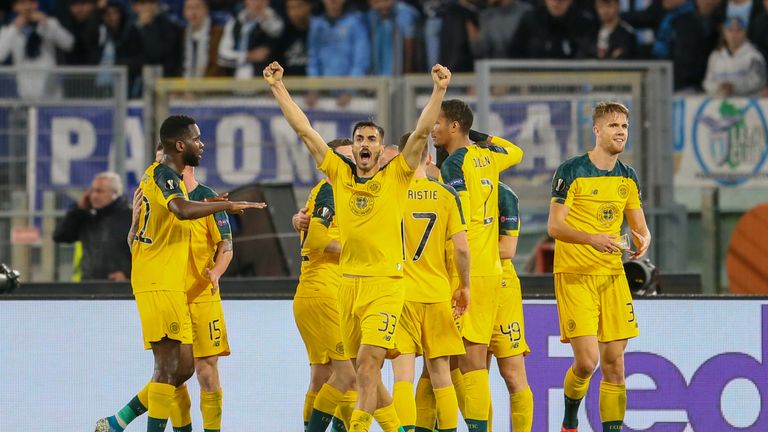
[592,101,629,125]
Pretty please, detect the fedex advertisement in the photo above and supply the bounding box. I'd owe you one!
[1,299,765,431]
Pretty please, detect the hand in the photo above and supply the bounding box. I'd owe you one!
[629,229,650,259]
[108,271,127,281]
[431,64,451,90]
[78,188,92,210]
[30,11,47,24]
[717,82,734,97]
[14,15,27,29]
[247,46,270,63]
[425,161,441,180]
[451,285,470,319]
[203,192,229,202]
[205,268,221,295]
[263,61,284,85]
[227,201,267,214]
[131,187,143,219]
[292,207,310,231]
[588,233,622,253]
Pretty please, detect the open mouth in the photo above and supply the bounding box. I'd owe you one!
[359,148,371,163]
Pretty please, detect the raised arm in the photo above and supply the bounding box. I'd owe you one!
[401,64,451,169]
[168,197,266,220]
[469,130,524,171]
[547,201,621,253]
[263,61,329,164]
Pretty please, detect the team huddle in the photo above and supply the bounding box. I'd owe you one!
[95,61,651,432]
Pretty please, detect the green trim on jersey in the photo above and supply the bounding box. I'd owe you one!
[440,147,469,192]
[430,178,466,225]
[188,183,232,240]
[498,182,520,233]
[153,164,185,201]
[312,182,335,227]
[551,153,640,203]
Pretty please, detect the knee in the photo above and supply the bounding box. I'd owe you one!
[573,356,599,378]
[175,359,195,385]
[500,367,527,394]
[355,358,380,388]
[601,356,625,383]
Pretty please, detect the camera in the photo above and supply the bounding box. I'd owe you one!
[0,263,20,294]
[624,258,659,296]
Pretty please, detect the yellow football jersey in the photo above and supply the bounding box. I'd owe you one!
[402,177,466,303]
[296,179,341,299]
[551,153,642,275]
[319,151,415,277]
[498,182,520,284]
[131,162,190,293]
[440,137,523,276]
[185,184,232,303]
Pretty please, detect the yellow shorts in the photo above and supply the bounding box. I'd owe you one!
[338,276,405,358]
[554,273,640,343]
[396,301,465,359]
[135,290,193,350]
[293,296,348,364]
[189,300,230,358]
[489,276,530,358]
[455,275,501,345]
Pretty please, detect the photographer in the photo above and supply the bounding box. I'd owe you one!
[0,0,74,99]
[53,172,132,281]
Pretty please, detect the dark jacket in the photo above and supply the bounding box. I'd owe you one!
[509,4,597,59]
[749,12,768,67]
[136,12,183,77]
[53,196,132,280]
[587,21,637,59]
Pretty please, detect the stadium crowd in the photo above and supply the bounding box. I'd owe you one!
[0,0,765,97]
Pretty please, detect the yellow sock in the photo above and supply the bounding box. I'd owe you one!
[463,369,491,422]
[309,384,344,431]
[373,402,402,432]
[336,390,358,429]
[433,385,458,431]
[350,409,373,432]
[450,368,466,416]
[200,389,223,431]
[170,384,192,428]
[599,381,626,424]
[415,378,436,430]
[304,391,318,429]
[137,382,150,408]
[147,382,175,429]
[510,386,533,432]
[393,381,416,428]
[564,367,591,400]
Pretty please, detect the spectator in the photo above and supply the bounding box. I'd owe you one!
[307,0,370,77]
[131,0,183,78]
[53,172,133,281]
[0,0,74,99]
[473,0,531,59]
[367,0,419,75]
[696,0,726,59]
[588,0,637,59]
[218,0,284,79]
[278,0,311,76]
[60,0,101,66]
[748,0,768,74]
[420,0,449,68]
[509,0,597,59]
[702,15,766,96]
[96,1,144,96]
[438,0,478,72]
[182,0,225,77]
[650,0,707,90]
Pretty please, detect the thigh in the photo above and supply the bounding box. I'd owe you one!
[136,290,193,350]
[395,301,424,356]
[190,300,230,358]
[357,277,405,351]
[458,275,501,345]
[490,277,530,359]
[554,273,600,343]
[598,274,640,343]
[339,278,362,359]
[422,301,464,359]
[294,296,348,364]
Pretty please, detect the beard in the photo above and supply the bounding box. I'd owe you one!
[182,148,200,167]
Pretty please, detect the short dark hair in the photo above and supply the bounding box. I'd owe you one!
[441,100,473,133]
[397,132,428,160]
[159,115,196,152]
[352,120,385,142]
[328,138,352,149]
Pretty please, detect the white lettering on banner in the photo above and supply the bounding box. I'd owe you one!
[51,118,96,185]
[514,104,568,178]
[216,114,262,184]
[270,116,323,184]
[109,116,144,180]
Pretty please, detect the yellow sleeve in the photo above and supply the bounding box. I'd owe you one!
[304,217,334,252]
[488,135,524,171]
[625,174,642,210]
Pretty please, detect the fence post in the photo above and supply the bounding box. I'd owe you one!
[40,191,56,281]
[10,191,30,281]
[701,187,721,294]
